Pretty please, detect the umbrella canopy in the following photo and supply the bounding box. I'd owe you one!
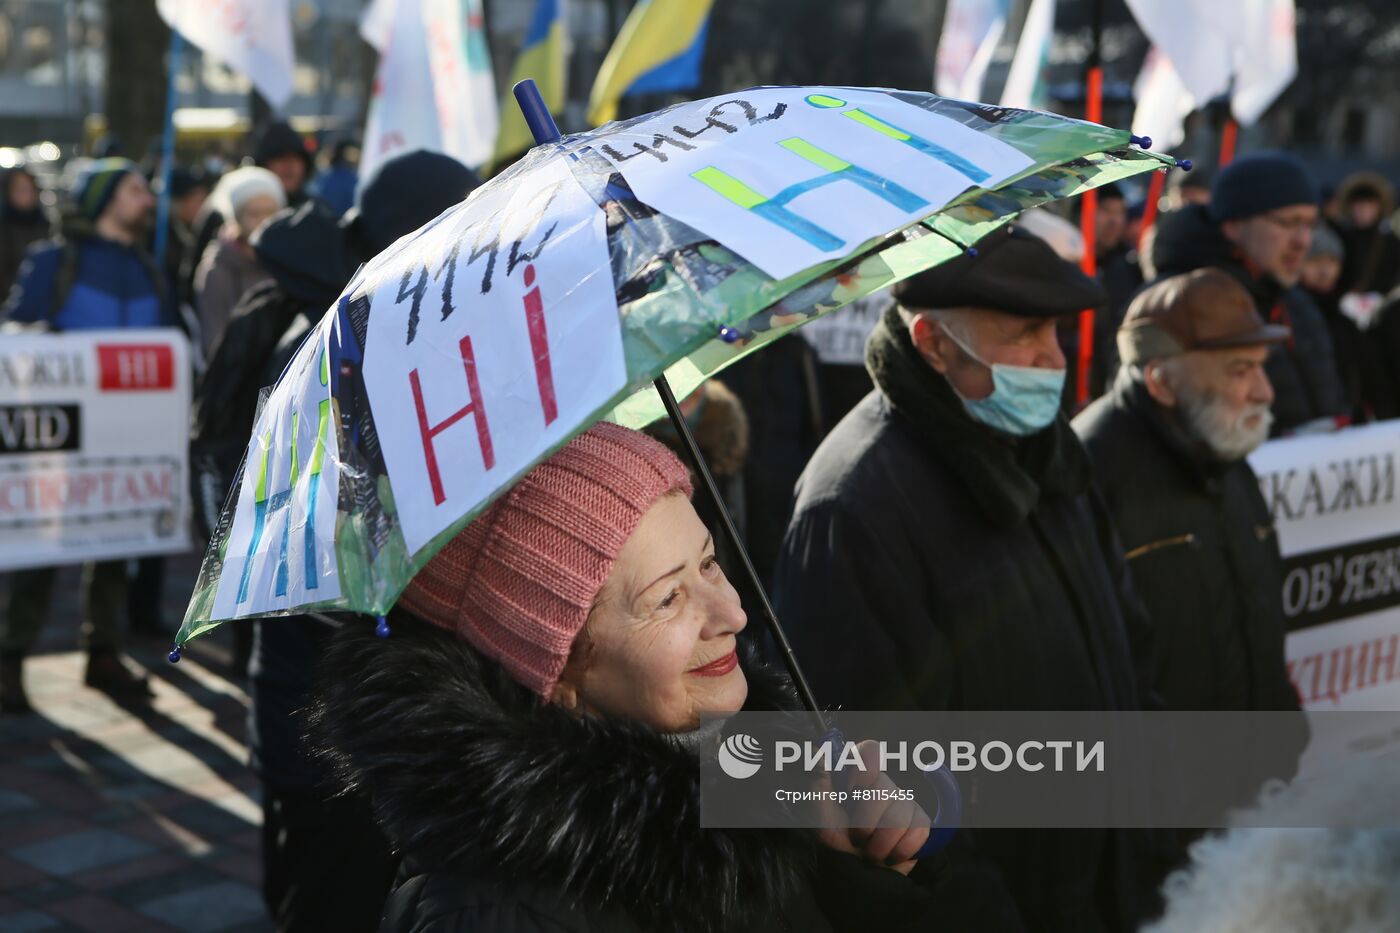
[179,85,1173,644]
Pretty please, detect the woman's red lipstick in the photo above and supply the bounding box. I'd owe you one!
[688,650,738,677]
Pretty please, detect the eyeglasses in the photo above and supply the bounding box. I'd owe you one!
[1259,213,1317,234]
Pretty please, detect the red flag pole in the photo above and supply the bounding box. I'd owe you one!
[1075,0,1103,409]
[1219,116,1239,166]
[1137,168,1167,252]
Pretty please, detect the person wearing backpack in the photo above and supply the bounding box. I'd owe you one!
[0,157,173,713]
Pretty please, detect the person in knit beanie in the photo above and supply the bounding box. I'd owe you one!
[310,422,1018,933]
[193,166,286,356]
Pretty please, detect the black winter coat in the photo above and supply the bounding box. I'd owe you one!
[1364,287,1400,421]
[1074,376,1301,714]
[771,307,1164,933]
[312,616,1024,933]
[1150,205,1346,433]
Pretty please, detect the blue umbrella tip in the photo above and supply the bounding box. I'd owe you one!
[965,247,979,258]
[1177,159,1194,172]
[1131,134,1152,149]
[167,645,182,664]
[375,616,392,638]
[718,326,741,344]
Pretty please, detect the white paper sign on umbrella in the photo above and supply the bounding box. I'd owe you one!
[586,87,1033,280]
[360,156,627,556]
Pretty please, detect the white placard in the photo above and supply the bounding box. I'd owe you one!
[212,317,341,618]
[361,156,626,556]
[584,87,1033,279]
[0,330,191,570]
[1249,421,1400,770]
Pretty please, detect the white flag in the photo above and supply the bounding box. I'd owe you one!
[1125,0,1296,127]
[361,0,499,177]
[1000,0,1053,110]
[935,0,1010,102]
[1231,0,1297,127]
[157,0,296,108]
[1132,46,1194,151]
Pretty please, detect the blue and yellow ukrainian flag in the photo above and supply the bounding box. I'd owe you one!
[587,0,714,126]
[492,0,568,167]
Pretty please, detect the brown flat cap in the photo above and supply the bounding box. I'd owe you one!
[1117,268,1290,365]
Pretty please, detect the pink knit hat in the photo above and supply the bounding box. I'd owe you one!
[397,422,693,696]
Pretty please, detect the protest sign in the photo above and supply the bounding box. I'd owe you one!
[1250,421,1400,769]
[0,330,190,571]
[586,87,1034,280]
[360,156,627,556]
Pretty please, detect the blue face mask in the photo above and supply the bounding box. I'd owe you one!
[945,329,1066,436]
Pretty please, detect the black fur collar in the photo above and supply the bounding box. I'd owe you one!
[310,615,815,932]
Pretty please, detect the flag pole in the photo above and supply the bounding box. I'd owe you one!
[153,29,184,271]
[1219,116,1238,167]
[1138,167,1167,252]
[510,78,824,718]
[1075,0,1103,409]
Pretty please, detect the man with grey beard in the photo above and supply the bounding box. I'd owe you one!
[1074,268,1303,717]
[1075,268,1309,863]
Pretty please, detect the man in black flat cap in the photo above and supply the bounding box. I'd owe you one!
[772,226,1164,933]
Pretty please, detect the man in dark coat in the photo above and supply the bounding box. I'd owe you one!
[1073,271,1307,814]
[1149,153,1346,434]
[772,226,1163,933]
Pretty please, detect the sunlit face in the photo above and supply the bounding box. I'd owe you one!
[1152,345,1275,460]
[1222,204,1318,287]
[553,494,749,733]
[235,194,281,240]
[1300,254,1341,294]
[264,152,307,196]
[914,307,1066,401]
[104,172,155,234]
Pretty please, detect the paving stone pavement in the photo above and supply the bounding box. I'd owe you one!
[1,556,273,933]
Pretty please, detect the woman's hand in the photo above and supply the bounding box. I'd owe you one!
[816,739,931,875]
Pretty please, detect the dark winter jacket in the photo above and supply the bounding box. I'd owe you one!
[1367,288,1400,420]
[1305,286,1384,424]
[771,305,1164,933]
[1333,171,1400,297]
[1150,205,1346,433]
[311,616,1024,933]
[1074,373,1309,855]
[2,213,170,330]
[1073,375,1304,717]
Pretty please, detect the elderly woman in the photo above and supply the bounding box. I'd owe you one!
[194,166,286,357]
[312,423,1020,932]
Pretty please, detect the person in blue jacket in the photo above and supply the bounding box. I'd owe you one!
[0,157,171,714]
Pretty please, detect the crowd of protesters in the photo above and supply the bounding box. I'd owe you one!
[2,124,1400,932]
